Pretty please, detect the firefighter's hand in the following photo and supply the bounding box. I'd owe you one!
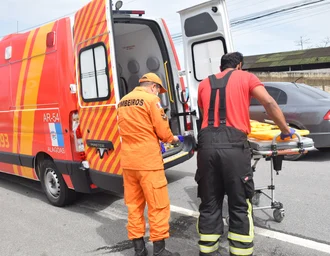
[177,135,184,143]
[171,135,184,144]
[172,136,179,144]
[280,128,295,140]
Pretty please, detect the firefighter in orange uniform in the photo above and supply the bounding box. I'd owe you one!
[117,73,181,256]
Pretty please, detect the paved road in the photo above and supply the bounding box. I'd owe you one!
[0,149,329,256]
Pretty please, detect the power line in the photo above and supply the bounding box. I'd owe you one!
[231,1,330,32]
[231,0,327,27]
[232,5,330,38]
[170,0,329,43]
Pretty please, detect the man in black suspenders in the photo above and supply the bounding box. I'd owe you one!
[196,52,294,256]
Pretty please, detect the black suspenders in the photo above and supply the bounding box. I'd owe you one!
[207,70,235,127]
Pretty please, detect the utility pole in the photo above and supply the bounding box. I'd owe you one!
[295,36,310,50]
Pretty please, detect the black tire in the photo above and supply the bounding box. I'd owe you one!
[39,159,76,207]
[273,209,285,223]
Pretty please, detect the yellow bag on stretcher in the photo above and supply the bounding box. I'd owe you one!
[248,120,310,141]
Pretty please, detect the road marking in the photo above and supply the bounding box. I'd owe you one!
[170,205,330,254]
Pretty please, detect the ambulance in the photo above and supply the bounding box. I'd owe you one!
[0,0,233,206]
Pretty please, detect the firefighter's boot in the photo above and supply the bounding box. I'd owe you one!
[133,237,148,256]
[153,240,180,256]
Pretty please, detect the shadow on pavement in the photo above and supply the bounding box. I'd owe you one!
[299,150,330,162]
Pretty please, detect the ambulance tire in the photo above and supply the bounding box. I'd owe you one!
[40,159,75,207]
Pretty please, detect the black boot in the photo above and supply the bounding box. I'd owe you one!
[153,240,180,256]
[133,237,148,256]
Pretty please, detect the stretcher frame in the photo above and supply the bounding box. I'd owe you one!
[248,132,314,222]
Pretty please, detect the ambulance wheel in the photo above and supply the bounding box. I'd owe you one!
[273,209,285,223]
[40,159,75,207]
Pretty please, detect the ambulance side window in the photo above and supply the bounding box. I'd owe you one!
[192,38,226,81]
[79,43,110,102]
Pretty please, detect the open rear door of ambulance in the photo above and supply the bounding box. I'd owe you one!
[73,0,123,194]
[178,0,234,140]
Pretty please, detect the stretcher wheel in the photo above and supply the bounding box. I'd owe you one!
[273,209,285,223]
[252,192,261,206]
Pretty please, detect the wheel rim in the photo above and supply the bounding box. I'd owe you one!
[44,167,61,199]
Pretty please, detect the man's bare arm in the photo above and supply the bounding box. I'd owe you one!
[199,108,204,118]
[251,86,290,134]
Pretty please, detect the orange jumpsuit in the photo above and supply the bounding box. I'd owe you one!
[117,86,174,242]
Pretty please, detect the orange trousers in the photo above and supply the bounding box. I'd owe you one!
[123,169,170,242]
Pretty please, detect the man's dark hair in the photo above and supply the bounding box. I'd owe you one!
[220,52,244,71]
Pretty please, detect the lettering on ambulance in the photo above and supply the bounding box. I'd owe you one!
[0,134,10,148]
[43,113,60,123]
[43,112,65,154]
[74,0,121,175]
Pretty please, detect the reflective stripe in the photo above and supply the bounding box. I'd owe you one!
[199,242,219,253]
[200,234,221,242]
[230,246,254,255]
[228,199,254,243]
[197,218,221,242]
[196,218,199,234]
[228,232,253,243]
[247,199,254,239]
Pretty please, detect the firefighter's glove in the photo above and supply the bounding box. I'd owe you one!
[160,142,166,154]
[178,135,184,143]
[280,128,295,140]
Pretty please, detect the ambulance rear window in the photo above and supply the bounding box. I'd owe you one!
[79,42,110,102]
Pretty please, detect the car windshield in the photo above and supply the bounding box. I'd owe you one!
[296,83,330,99]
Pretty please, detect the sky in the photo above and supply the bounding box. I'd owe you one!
[0,0,329,65]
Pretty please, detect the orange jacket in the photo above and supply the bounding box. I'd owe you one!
[117,87,174,170]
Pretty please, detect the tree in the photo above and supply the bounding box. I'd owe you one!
[322,37,330,47]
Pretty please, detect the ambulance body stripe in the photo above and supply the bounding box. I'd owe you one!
[80,0,104,46]
[89,107,117,169]
[13,29,37,175]
[75,3,93,46]
[20,22,55,179]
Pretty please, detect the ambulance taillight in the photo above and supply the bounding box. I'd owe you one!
[70,111,86,161]
[46,31,56,47]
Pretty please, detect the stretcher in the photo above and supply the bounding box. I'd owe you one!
[247,132,314,222]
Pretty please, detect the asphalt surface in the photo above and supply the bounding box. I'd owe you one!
[0,149,330,256]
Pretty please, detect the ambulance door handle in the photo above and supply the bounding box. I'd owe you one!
[176,83,189,105]
[164,61,174,103]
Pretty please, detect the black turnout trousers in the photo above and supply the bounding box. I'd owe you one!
[196,70,255,256]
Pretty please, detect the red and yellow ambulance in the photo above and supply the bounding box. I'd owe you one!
[0,0,233,206]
